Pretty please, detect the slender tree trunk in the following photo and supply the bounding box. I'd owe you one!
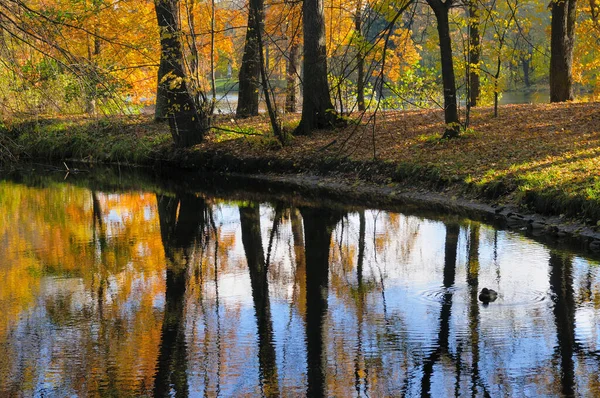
[355,3,365,112]
[468,0,480,108]
[155,0,210,147]
[236,0,264,118]
[522,55,531,87]
[294,0,342,135]
[550,0,577,102]
[427,0,460,138]
[285,43,300,112]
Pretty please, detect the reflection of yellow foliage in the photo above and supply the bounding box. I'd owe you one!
[0,182,166,395]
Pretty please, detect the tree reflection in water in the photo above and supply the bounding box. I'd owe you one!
[239,205,279,397]
[154,194,208,397]
[2,176,600,396]
[549,252,576,397]
[301,207,345,397]
[420,222,459,397]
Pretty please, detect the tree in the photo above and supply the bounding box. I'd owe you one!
[425,0,460,138]
[468,0,481,108]
[355,0,367,111]
[155,0,211,147]
[295,0,344,135]
[284,2,302,113]
[550,0,577,102]
[236,0,264,118]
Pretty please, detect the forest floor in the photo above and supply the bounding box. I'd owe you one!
[3,101,600,228]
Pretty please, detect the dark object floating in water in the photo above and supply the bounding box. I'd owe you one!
[479,288,498,303]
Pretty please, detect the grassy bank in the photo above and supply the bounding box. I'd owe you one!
[3,102,600,223]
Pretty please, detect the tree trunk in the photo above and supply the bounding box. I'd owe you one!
[427,0,460,138]
[236,0,264,118]
[468,0,480,108]
[550,0,577,102]
[522,55,531,87]
[355,4,365,112]
[155,0,209,147]
[285,43,300,112]
[294,0,342,135]
[154,55,169,121]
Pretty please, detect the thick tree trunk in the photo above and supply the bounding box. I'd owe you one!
[236,0,264,118]
[294,0,342,135]
[468,0,480,108]
[155,0,209,147]
[427,0,460,138]
[285,43,300,113]
[550,0,577,102]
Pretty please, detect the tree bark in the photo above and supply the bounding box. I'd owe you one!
[155,0,209,147]
[294,0,342,135]
[550,0,577,102]
[468,0,480,108]
[355,3,365,112]
[522,55,531,87]
[236,0,264,118]
[285,43,300,113]
[427,0,460,138]
[154,55,169,121]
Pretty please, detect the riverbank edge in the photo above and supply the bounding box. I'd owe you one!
[4,118,600,253]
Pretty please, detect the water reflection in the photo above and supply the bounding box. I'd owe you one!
[2,176,600,396]
[239,204,279,397]
[549,252,575,397]
[301,207,345,397]
[154,193,209,397]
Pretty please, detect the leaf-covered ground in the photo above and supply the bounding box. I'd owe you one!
[5,102,600,221]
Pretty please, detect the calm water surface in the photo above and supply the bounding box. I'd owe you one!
[1,170,600,397]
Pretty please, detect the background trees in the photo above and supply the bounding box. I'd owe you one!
[1,0,599,144]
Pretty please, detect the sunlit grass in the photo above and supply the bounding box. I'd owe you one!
[6,102,600,220]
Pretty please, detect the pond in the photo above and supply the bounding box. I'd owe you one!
[1,167,600,397]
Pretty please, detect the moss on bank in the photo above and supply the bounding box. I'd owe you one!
[3,102,600,224]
